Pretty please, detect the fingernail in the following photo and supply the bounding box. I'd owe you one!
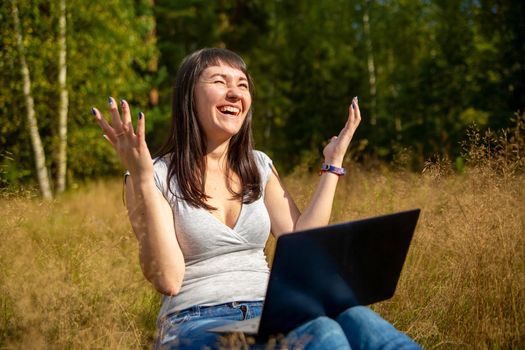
[103,134,109,141]
[108,96,113,106]
[354,96,359,103]
[120,99,126,107]
[138,112,143,120]
[91,107,96,116]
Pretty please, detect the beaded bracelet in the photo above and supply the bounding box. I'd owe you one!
[319,164,346,176]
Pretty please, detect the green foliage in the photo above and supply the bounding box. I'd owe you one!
[0,0,157,187]
[252,0,366,170]
[152,0,524,171]
[1,0,524,188]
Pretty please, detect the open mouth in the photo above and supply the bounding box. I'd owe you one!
[217,105,241,117]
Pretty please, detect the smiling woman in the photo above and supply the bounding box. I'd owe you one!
[155,49,261,212]
[91,48,422,349]
[194,64,252,151]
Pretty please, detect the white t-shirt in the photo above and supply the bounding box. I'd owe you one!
[153,150,273,318]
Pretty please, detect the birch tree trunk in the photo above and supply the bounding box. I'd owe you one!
[56,0,68,193]
[363,0,377,126]
[11,0,53,200]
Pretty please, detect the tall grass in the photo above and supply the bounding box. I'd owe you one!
[0,182,159,348]
[284,166,524,349]
[1,118,524,348]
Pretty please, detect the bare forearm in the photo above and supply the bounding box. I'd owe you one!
[127,178,184,295]
[267,99,360,237]
[294,172,340,231]
[265,163,341,237]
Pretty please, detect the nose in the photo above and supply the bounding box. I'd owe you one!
[226,85,242,100]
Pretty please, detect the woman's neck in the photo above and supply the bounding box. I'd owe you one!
[205,139,230,171]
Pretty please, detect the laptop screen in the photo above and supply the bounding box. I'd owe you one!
[257,209,420,338]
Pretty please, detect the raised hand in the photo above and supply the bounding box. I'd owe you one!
[323,96,362,166]
[91,97,153,180]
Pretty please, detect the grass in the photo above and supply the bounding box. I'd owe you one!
[284,164,524,349]
[0,182,159,348]
[1,165,523,349]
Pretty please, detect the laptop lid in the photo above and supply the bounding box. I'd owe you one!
[255,208,421,339]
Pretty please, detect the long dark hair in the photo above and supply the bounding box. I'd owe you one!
[155,48,261,210]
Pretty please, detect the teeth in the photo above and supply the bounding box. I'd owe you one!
[218,106,240,115]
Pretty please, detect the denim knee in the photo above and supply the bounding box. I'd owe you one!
[336,306,423,350]
[285,316,351,350]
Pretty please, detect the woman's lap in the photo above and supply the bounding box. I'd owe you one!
[335,306,423,350]
[156,301,262,350]
[286,307,422,350]
[156,303,422,350]
[285,316,351,350]
[157,315,348,350]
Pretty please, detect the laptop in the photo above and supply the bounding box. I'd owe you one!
[209,208,421,340]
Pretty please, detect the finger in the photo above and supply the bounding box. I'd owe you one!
[92,106,122,146]
[346,104,354,126]
[337,101,358,141]
[325,135,337,146]
[92,107,116,139]
[337,124,351,141]
[120,99,133,133]
[102,134,115,147]
[136,111,145,142]
[108,96,124,131]
[352,96,361,122]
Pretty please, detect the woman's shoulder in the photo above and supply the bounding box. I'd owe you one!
[152,155,171,187]
[153,155,170,169]
[252,149,272,164]
[251,150,273,184]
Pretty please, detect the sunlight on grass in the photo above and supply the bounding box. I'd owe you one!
[1,165,524,348]
[0,181,159,348]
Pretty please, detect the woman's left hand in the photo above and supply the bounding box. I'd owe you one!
[322,96,362,167]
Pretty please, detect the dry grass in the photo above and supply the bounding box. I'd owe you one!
[0,181,159,349]
[284,164,525,349]
[1,164,524,348]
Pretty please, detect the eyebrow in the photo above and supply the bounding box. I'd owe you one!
[207,73,248,81]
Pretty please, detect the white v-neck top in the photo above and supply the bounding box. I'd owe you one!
[153,150,273,317]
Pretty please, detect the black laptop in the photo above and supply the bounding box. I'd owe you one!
[209,209,421,340]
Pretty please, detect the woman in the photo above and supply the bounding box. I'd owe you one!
[92,48,421,349]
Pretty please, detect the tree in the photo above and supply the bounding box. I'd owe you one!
[363,0,377,126]
[2,0,524,187]
[10,0,52,199]
[56,0,68,194]
[1,0,158,193]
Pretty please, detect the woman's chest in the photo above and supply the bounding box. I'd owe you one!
[172,196,271,260]
[204,172,242,229]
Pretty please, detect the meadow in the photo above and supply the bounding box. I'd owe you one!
[1,158,524,349]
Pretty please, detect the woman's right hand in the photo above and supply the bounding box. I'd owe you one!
[93,98,184,295]
[91,97,153,181]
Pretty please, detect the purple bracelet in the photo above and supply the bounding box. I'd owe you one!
[319,164,346,176]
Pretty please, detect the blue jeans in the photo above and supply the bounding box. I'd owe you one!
[155,301,423,350]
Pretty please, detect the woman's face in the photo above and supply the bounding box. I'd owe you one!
[194,63,252,144]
